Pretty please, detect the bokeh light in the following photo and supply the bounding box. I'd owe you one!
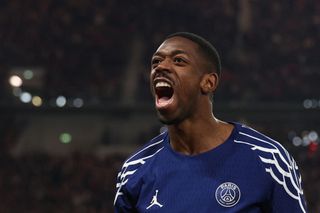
[20,92,32,103]
[32,96,42,107]
[59,133,72,144]
[9,75,23,87]
[56,96,67,107]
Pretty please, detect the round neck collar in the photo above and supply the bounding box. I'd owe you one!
[164,122,239,159]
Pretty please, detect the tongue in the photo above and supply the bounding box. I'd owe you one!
[157,97,172,108]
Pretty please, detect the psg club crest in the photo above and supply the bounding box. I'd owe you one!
[215,182,241,207]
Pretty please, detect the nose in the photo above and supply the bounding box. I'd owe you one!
[152,58,172,76]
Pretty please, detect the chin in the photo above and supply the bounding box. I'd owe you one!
[157,113,183,125]
[158,118,175,125]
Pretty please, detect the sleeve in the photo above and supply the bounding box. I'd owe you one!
[114,170,136,213]
[114,192,135,213]
[268,155,308,213]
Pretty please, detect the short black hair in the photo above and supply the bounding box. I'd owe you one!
[166,32,221,77]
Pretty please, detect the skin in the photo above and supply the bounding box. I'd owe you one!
[150,36,234,156]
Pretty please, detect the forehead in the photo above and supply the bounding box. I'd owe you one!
[154,36,200,57]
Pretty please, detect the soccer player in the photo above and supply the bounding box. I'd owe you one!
[114,32,307,212]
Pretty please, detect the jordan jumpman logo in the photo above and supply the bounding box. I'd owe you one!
[146,190,163,209]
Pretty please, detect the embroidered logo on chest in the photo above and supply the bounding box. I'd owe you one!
[215,182,241,207]
[146,190,163,210]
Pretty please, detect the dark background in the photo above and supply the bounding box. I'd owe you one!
[0,0,319,212]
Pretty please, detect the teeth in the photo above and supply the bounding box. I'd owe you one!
[155,82,171,88]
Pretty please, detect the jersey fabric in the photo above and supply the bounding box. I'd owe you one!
[114,122,307,212]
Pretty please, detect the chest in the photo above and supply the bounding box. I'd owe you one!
[134,158,270,212]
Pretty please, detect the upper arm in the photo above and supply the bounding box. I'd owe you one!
[267,157,308,213]
[114,170,136,213]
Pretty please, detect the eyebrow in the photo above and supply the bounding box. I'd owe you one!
[152,49,189,58]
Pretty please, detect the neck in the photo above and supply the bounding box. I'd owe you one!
[167,106,233,156]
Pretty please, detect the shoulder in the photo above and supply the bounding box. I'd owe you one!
[232,122,298,174]
[232,123,306,210]
[233,122,292,160]
[114,131,167,205]
[119,131,166,180]
[124,131,167,167]
[230,122,296,182]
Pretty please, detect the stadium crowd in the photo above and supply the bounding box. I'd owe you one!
[0,0,319,212]
[0,0,319,103]
[0,152,124,212]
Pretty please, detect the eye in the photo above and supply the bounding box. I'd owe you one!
[151,57,161,68]
[152,59,160,64]
[173,57,186,64]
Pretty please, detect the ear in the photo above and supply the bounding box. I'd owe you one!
[200,72,219,94]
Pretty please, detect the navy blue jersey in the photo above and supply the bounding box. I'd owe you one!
[114,123,307,212]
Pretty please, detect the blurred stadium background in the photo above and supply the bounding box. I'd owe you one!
[0,0,319,212]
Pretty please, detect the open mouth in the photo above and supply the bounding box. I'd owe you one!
[154,81,174,108]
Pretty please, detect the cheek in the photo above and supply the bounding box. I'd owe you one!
[149,70,154,82]
[179,73,201,93]
[149,70,155,94]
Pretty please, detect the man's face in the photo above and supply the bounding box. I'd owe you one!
[150,36,206,124]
